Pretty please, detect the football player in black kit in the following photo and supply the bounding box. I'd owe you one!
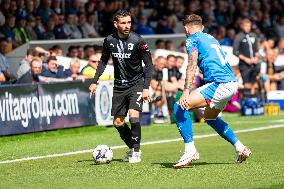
[89,10,154,163]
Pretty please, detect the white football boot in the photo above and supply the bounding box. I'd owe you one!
[173,150,200,169]
[129,150,142,163]
[235,146,252,163]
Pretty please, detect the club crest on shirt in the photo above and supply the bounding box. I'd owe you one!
[128,43,134,50]
[139,43,149,51]
[185,39,192,48]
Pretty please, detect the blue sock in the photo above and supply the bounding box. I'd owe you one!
[206,117,238,145]
[173,103,193,143]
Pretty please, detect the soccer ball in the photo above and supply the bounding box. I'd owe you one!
[92,145,113,164]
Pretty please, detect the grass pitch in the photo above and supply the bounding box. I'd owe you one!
[0,113,284,189]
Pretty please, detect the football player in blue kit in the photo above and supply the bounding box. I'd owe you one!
[173,14,251,168]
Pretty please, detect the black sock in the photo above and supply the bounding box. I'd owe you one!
[115,123,133,149]
[130,121,141,152]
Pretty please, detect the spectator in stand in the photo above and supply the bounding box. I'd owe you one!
[165,40,175,51]
[49,45,63,56]
[151,56,166,100]
[52,0,63,15]
[9,0,18,16]
[34,15,46,40]
[17,48,38,78]
[155,39,165,49]
[77,45,85,59]
[66,0,80,15]
[233,18,260,96]
[64,58,86,81]
[77,13,88,38]
[54,14,68,39]
[12,16,29,45]
[274,16,284,39]
[150,56,167,123]
[84,45,95,59]
[225,28,236,47]
[40,56,67,79]
[16,58,42,84]
[214,0,230,27]
[93,45,103,54]
[175,55,185,89]
[217,25,230,46]
[17,0,26,17]
[38,0,54,25]
[84,13,100,38]
[67,46,78,58]
[85,0,96,15]
[25,16,37,40]
[0,11,5,28]
[155,16,174,34]
[25,1,36,19]
[269,39,284,90]
[173,0,185,21]
[0,0,10,19]
[0,14,20,49]
[33,0,41,15]
[42,17,56,40]
[165,54,179,121]
[81,54,100,78]
[135,15,155,35]
[0,38,12,81]
[63,13,82,39]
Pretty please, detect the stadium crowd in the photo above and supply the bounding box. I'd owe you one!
[0,0,283,50]
[0,0,283,123]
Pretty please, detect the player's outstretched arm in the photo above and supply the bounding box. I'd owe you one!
[178,50,198,109]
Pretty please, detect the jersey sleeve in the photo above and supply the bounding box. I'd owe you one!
[185,36,198,54]
[100,38,111,63]
[138,38,154,89]
[93,38,109,84]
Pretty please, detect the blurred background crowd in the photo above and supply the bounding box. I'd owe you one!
[0,0,283,123]
[0,0,283,49]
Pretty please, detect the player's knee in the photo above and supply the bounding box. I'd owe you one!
[129,117,139,124]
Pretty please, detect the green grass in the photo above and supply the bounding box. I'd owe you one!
[0,113,284,189]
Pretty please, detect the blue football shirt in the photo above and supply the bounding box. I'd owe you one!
[185,31,236,83]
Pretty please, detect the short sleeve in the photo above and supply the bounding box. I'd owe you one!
[185,36,198,54]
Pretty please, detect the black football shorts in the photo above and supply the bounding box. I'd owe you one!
[111,81,144,117]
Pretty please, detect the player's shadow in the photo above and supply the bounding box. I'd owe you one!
[77,158,123,165]
[152,161,233,169]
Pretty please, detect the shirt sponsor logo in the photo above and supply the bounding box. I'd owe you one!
[112,52,131,58]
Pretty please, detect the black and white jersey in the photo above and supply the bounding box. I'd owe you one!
[99,32,153,88]
[233,31,258,59]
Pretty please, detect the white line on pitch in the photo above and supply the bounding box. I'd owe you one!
[0,124,284,164]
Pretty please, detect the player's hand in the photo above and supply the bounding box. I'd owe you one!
[245,57,252,64]
[142,89,150,102]
[89,83,97,98]
[178,89,190,110]
[252,57,258,64]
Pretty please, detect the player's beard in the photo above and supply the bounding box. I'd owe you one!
[123,29,130,35]
[118,29,130,37]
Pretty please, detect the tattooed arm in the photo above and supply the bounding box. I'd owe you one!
[184,50,198,91]
[178,50,198,109]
